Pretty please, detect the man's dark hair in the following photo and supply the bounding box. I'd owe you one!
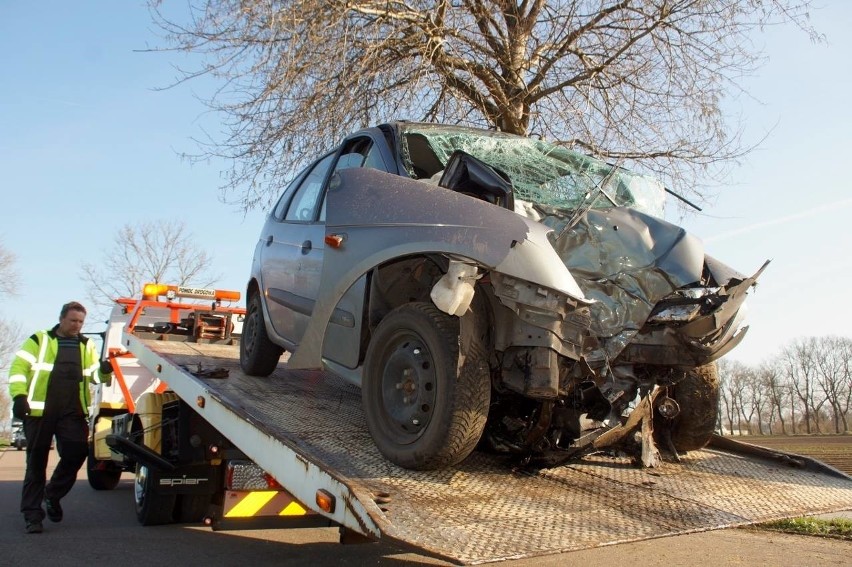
[60,301,87,319]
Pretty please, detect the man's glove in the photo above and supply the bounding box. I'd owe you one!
[99,359,114,386]
[12,395,30,419]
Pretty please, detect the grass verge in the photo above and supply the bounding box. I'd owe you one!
[755,517,852,540]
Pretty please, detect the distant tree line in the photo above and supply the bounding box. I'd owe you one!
[717,336,852,436]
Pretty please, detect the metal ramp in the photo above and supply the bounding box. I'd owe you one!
[127,337,852,565]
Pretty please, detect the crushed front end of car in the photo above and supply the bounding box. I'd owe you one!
[394,124,769,468]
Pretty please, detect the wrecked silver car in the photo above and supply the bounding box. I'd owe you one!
[242,122,767,470]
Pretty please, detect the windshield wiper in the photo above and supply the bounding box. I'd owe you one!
[664,187,702,212]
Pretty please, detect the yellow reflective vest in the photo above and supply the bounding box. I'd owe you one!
[7,327,112,417]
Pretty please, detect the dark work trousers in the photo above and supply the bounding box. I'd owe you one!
[21,409,89,523]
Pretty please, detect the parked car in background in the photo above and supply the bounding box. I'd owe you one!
[241,122,767,470]
[12,418,26,451]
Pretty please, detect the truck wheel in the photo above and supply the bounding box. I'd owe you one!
[240,291,284,377]
[134,463,176,526]
[15,440,23,451]
[362,302,490,470]
[175,494,210,523]
[87,441,122,490]
[658,363,720,452]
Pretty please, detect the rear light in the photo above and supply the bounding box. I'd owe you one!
[226,461,264,490]
[263,472,283,489]
[226,461,282,490]
[226,464,234,489]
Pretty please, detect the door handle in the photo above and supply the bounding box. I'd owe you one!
[301,240,312,254]
[265,235,273,246]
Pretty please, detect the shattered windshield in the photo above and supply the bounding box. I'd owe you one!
[400,124,665,218]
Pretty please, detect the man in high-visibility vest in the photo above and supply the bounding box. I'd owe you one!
[8,301,113,534]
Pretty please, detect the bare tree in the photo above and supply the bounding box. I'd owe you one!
[781,337,833,434]
[148,0,818,212]
[840,338,852,433]
[718,359,734,434]
[761,360,789,435]
[80,220,220,311]
[735,364,759,435]
[0,318,23,429]
[747,366,770,435]
[718,358,751,435]
[0,239,22,430]
[0,240,19,299]
[812,336,852,433]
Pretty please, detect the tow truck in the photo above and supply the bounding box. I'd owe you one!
[88,284,852,565]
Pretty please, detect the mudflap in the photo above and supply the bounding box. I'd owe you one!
[149,464,221,496]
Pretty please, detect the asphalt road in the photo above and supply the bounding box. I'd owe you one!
[1,448,850,567]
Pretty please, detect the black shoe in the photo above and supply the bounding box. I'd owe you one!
[44,498,63,522]
[26,521,43,534]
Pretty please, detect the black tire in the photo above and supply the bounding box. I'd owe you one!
[240,291,284,376]
[362,302,490,470]
[15,440,23,451]
[175,494,210,524]
[134,463,176,526]
[660,363,720,452]
[87,441,122,491]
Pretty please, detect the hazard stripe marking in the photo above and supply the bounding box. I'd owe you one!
[280,501,307,516]
[223,491,311,518]
[224,491,276,517]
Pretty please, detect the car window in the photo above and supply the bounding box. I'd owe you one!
[335,152,365,170]
[318,137,387,222]
[271,166,312,220]
[333,137,387,174]
[362,143,387,171]
[285,153,334,222]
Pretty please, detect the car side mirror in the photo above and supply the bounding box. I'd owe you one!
[438,150,515,210]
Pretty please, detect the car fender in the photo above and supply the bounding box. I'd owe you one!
[287,167,587,370]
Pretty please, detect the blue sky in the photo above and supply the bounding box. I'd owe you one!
[1,1,850,368]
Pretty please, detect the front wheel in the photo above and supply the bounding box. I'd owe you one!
[362,302,490,470]
[134,463,176,526]
[87,441,122,490]
[657,363,720,452]
[240,290,284,376]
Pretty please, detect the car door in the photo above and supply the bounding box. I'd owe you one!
[316,133,392,367]
[260,153,334,343]
[260,133,391,351]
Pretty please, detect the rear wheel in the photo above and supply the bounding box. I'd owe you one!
[175,494,210,523]
[362,302,490,470]
[658,363,720,452]
[134,463,176,526]
[87,441,123,490]
[240,291,284,376]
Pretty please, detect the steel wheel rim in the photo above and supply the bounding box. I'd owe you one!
[134,465,148,507]
[379,333,437,442]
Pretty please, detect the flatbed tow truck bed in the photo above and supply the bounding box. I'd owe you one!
[125,334,852,565]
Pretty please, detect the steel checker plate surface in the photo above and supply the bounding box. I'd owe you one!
[145,340,852,565]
